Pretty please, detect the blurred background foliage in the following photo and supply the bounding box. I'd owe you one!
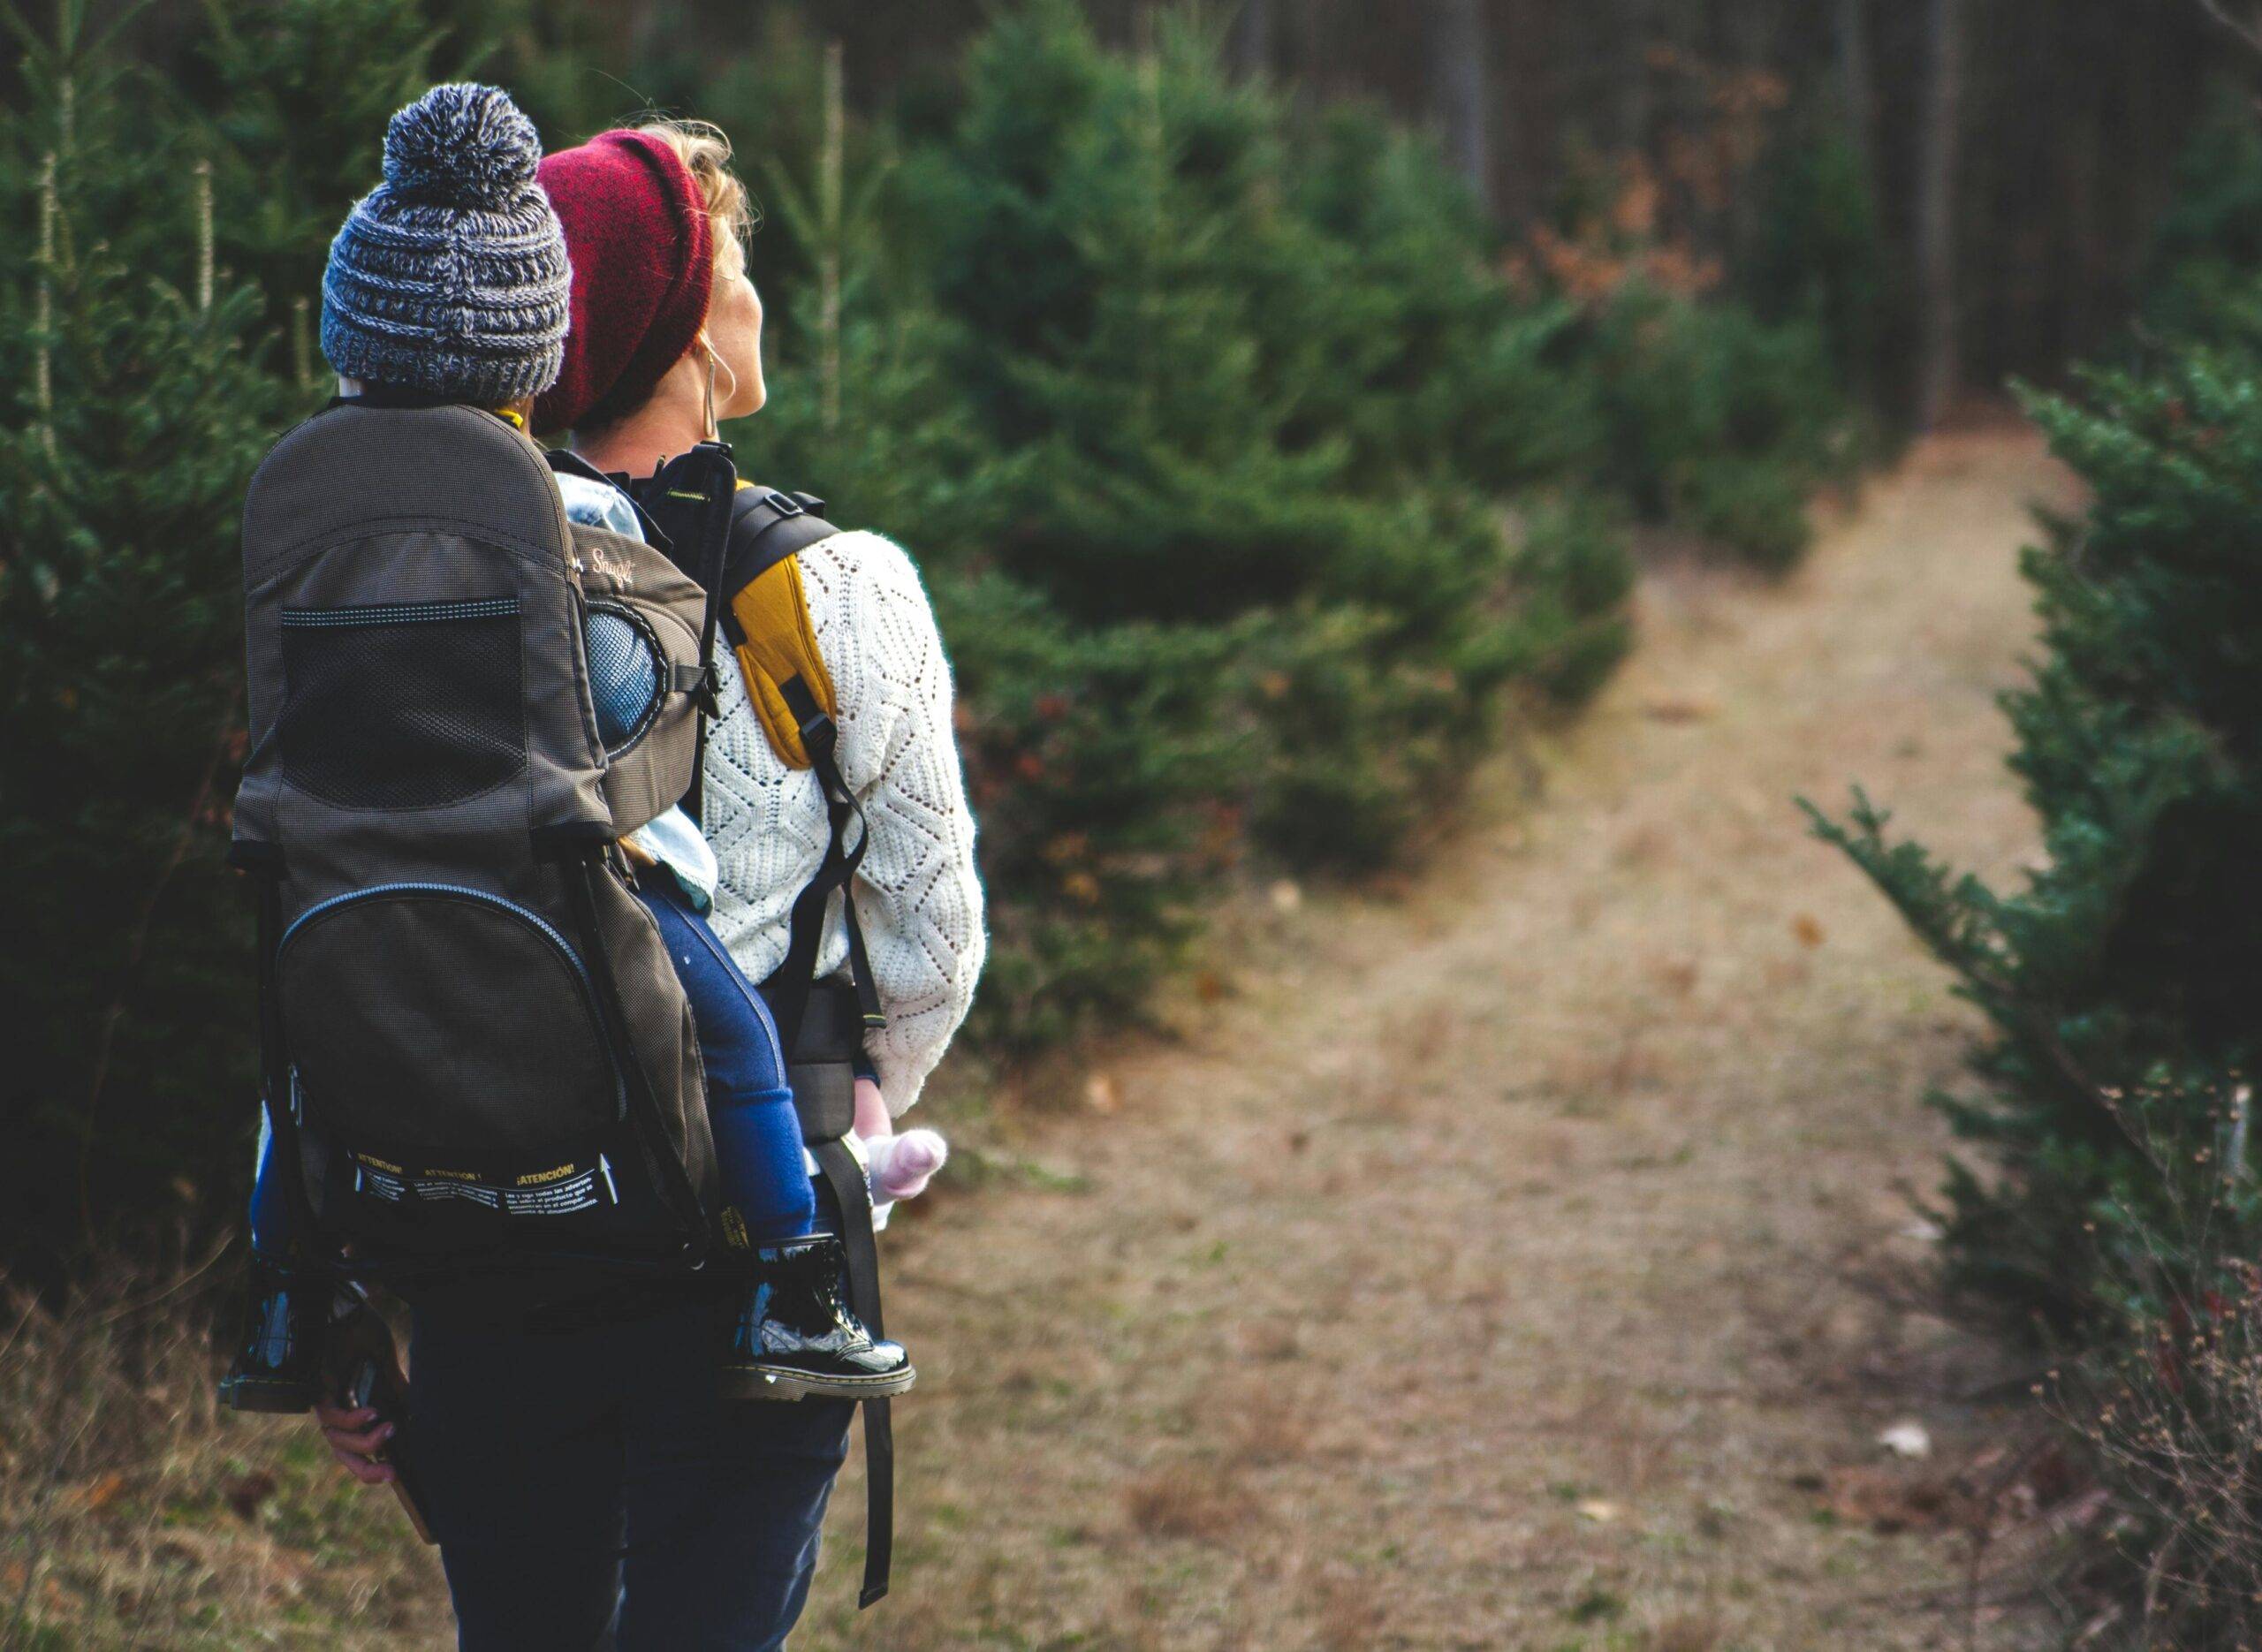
[0,0,2242,1295]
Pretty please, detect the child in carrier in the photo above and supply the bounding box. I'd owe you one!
[218,84,944,1416]
[559,467,946,1399]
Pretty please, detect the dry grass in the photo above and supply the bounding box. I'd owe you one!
[1121,1462,1260,1541]
[0,1262,446,1650]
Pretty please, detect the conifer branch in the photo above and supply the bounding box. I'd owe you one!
[292,296,314,390]
[193,157,213,314]
[34,149,58,464]
[819,39,844,439]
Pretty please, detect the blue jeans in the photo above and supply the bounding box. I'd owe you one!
[634,876,816,1246]
[410,1286,853,1651]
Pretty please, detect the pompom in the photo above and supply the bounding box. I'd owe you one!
[383,83,543,208]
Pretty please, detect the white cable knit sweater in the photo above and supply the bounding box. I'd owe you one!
[701,528,986,1117]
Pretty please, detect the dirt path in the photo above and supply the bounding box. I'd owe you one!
[795,430,2082,1652]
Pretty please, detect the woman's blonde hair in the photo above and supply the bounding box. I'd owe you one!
[631,118,757,282]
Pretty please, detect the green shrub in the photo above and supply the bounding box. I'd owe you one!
[901,0,1635,886]
[1272,102,1602,491]
[1579,282,1850,566]
[1748,121,1886,398]
[1809,334,2262,1642]
[2142,80,2262,352]
[0,35,290,1278]
[1814,345,2262,1322]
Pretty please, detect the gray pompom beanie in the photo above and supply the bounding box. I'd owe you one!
[320,83,572,405]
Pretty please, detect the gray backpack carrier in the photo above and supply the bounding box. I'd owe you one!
[232,398,720,1269]
[232,396,899,1604]
[233,397,899,1604]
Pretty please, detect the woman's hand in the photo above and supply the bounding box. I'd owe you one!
[314,1398,399,1486]
[853,1074,947,1201]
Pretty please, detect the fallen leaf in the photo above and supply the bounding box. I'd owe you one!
[1084,1072,1119,1114]
[1878,1421,1932,1459]
[1575,1498,1622,1524]
[1268,879,1302,913]
[1790,913,1826,947]
[1822,1464,1955,1534]
[1643,696,1716,724]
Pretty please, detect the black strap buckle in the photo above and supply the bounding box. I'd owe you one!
[669,661,721,717]
[752,488,804,520]
[797,709,838,762]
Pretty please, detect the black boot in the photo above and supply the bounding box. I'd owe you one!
[217,1256,330,1413]
[722,1233,915,1402]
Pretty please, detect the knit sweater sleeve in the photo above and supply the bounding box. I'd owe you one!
[802,530,987,1117]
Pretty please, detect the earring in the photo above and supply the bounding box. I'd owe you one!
[695,334,739,439]
[708,343,738,428]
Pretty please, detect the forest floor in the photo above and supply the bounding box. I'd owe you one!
[792,426,2084,1652]
[6,429,2083,1650]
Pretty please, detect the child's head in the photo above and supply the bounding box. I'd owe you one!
[320,83,571,408]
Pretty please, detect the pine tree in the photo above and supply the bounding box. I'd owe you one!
[1808,345,2262,1325]
[0,4,285,1276]
[909,3,1629,865]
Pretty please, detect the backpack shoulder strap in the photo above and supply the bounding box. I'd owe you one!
[724,481,899,1610]
[720,482,885,1038]
[721,483,843,772]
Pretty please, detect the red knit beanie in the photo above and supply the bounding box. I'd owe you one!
[532,129,714,436]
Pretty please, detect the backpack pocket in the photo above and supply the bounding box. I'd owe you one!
[278,881,620,1168]
[278,596,526,810]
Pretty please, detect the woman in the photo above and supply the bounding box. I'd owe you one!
[309,93,986,1649]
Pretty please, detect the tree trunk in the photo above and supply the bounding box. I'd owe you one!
[1833,0,1874,186]
[1428,0,1493,212]
[1914,0,1964,431]
[1228,0,1273,79]
[1615,0,1653,153]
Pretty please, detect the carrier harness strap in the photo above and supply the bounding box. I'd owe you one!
[766,677,885,1053]
[781,983,895,1608]
[626,444,740,824]
[728,489,894,1605]
[643,471,899,1604]
[808,1124,893,1607]
[770,684,892,1610]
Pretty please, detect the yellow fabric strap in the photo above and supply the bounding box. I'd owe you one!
[728,481,839,770]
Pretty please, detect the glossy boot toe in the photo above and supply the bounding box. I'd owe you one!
[722,1233,915,1402]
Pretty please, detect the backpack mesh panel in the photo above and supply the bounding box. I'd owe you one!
[278,596,527,809]
[584,604,662,756]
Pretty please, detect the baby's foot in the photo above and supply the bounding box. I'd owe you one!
[721,1234,915,1402]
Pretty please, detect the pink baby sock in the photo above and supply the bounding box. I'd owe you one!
[865,1129,948,1201]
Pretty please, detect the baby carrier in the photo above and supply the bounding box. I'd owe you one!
[231,394,898,1603]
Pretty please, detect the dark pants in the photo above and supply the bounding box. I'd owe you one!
[409,1287,854,1651]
